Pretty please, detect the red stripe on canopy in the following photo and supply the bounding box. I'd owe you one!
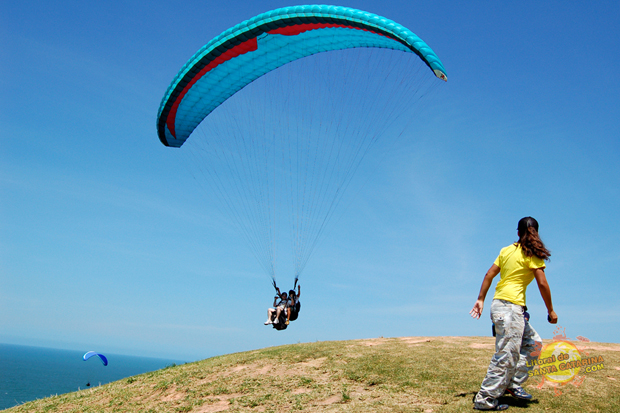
[268,23,385,37]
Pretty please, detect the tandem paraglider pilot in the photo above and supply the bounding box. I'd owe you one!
[286,284,301,325]
[470,217,557,411]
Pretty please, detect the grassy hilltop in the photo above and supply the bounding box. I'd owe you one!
[6,336,619,413]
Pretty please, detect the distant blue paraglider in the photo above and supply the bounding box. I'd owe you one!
[83,351,108,366]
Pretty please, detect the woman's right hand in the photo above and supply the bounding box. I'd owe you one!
[470,299,484,319]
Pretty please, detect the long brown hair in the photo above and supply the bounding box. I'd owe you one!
[517,217,551,261]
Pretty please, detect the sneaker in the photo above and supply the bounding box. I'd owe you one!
[273,318,279,324]
[505,386,532,400]
[473,394,509,411]
[264,320,272,325]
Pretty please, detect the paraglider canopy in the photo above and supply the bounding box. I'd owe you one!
[83,351,108,366]
[157,4,447,148]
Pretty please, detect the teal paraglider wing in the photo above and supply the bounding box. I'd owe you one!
[83,351,108,366]
[156,4,447,148]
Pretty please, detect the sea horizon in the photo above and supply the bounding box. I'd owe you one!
[0,342,185,410]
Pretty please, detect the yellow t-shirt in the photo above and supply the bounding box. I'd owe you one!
[493,243,546,306]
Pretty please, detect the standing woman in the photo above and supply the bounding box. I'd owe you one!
[470,217,558,411]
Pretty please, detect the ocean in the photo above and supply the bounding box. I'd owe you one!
[0,343,184,410]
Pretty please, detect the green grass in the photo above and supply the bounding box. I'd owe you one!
[5,336,619,412]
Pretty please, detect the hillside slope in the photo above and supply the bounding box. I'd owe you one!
[6,336,619,412]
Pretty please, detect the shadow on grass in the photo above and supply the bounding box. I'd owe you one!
[460,391,540,409]
[455,391,477,399]
[498,395,539,409]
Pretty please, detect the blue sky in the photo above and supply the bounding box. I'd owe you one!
[1,0,619,361]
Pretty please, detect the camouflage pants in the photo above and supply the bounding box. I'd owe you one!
[474,299,542,410]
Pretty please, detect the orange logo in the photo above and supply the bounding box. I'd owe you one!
[528,326,604,395]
